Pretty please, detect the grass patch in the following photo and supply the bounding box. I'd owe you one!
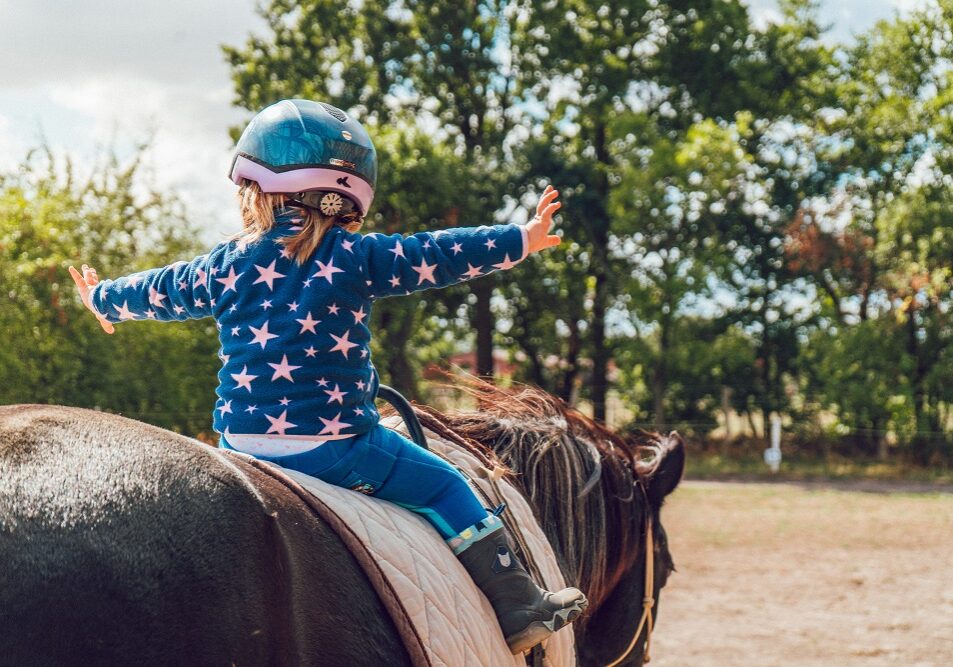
[685,450,953,485]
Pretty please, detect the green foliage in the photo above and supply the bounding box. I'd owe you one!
[0,149,218,435]
[5,1,952,461]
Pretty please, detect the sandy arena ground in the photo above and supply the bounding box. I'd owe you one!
[649,480,953,667]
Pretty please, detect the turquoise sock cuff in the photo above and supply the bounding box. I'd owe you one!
[448,514,504,555]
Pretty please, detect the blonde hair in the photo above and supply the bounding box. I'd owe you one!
[233,180,364,263]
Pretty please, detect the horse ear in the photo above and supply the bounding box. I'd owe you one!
[646,431,685,507]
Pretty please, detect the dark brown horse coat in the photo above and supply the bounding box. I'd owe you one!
[0,405,411,666]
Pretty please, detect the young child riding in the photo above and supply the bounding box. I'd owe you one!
[70,99,587,653]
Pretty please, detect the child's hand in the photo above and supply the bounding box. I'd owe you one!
[68,264,115,334]
[525,185,562,254]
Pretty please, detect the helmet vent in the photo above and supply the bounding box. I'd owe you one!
[320,103,348,123]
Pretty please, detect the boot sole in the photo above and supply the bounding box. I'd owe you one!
[506,598,587,654]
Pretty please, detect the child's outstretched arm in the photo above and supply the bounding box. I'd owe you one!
[359,185,562,298]
[69,249,223,329]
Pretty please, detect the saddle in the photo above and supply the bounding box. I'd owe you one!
[221,398,576,667]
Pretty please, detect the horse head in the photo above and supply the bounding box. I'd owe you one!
[577,430,684,667]
[413,380,685,666]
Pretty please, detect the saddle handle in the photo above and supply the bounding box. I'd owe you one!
[376,384,429,451]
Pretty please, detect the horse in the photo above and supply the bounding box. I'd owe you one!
[0,382,683,666]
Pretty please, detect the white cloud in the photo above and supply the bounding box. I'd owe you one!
[0,0,266,241]
[0,114,25,172]
[0,0,263,89]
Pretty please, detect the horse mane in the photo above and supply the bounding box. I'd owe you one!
[409,377,670,616]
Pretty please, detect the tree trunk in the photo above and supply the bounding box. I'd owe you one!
[652,364,666,432]
[589,119,612,422]
[591,269,609,421]
[873,417,888,461]
[557,317,582,404]
[472,278,495,378]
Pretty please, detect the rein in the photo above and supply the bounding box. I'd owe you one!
[603,485,656,667]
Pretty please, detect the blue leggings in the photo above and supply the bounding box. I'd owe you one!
[221,425,490,539]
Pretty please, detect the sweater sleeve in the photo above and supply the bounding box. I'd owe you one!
[356,224,528,299]
[89,247,225,324]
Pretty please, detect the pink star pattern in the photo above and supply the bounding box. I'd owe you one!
[253,260,286,291]
[148,287,167,308]
[249,322,280,349]
[463,263,484,279]
[324,384,347,404]
[329,330,359,359]
[268,354,301,382]
[215,267,243,293]
[266,410,297,435]
[412,259,438,285]
[351,306,366,325]
[113,301,136,320]
[296,312,320,334]
[313,259,344,284]
[493,254,519,271]
[231,365,258,392]
[319,412,351,436]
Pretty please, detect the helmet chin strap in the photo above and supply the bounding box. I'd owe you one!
[289,190,359,217]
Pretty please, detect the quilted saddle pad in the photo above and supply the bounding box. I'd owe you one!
[244,416,577,667]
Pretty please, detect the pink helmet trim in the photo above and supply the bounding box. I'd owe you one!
[230,154,374,215]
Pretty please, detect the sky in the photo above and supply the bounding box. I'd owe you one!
[0,0,922,241]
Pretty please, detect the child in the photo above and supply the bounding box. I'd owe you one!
[70,99,586,653]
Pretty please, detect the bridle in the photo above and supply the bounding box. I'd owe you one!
[602,485,657,667]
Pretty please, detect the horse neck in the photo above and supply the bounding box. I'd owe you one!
[488,424,648,615]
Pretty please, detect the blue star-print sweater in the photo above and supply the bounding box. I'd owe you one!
[89,208,528,441]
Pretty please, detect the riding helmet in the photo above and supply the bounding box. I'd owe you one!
[229,99,377,216]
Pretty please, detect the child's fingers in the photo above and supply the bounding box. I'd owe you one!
[536,188,559,215]
[68,266,89,296]
[540,201,562,223]
[82,266,99,286]
[97,317,115,334]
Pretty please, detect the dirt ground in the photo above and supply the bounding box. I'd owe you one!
[650,480,953,667]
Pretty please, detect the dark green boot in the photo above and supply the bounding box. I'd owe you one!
[455,522,588,654]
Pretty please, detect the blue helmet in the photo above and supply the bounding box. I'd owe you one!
[229,99,377,215]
